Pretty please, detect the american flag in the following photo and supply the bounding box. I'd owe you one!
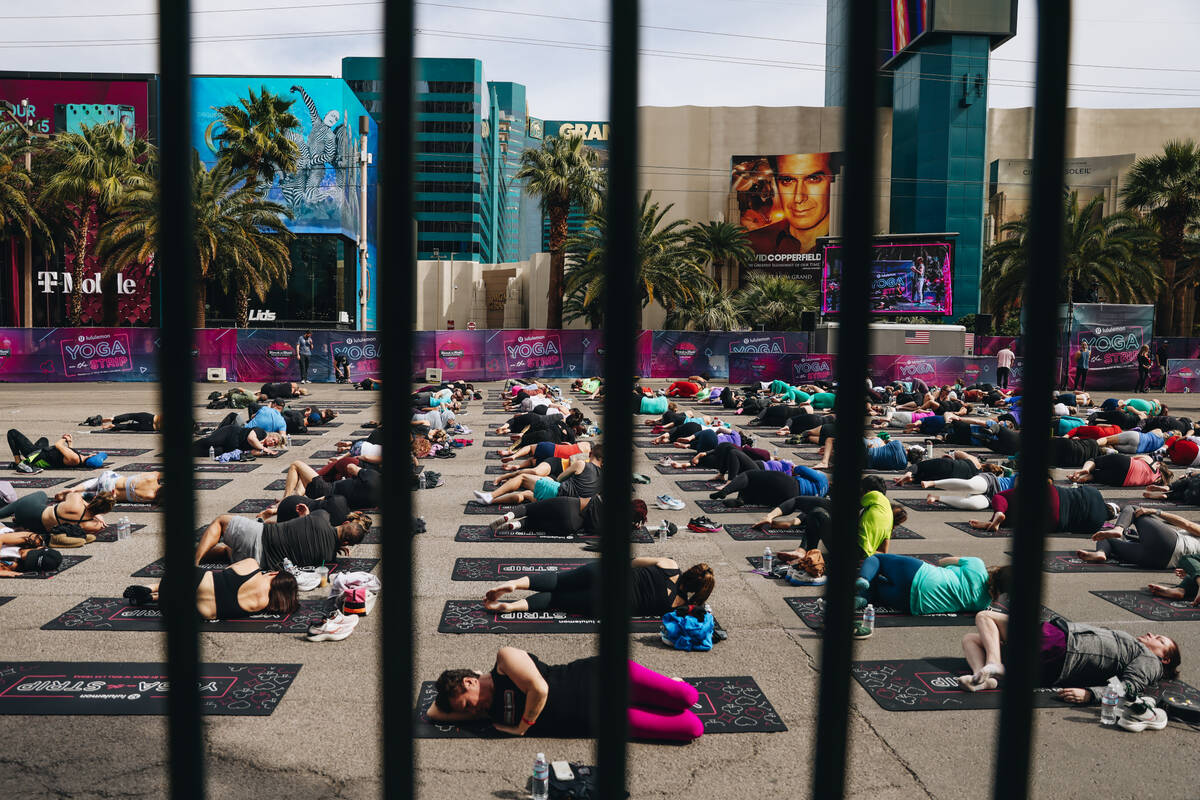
[904,330,930,345]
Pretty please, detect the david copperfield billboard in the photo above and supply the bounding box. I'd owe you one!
[731,152,841,284]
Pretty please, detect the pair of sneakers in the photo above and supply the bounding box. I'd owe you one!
[307,610,359,642]
[686,516,721,533]
[654,494,685,511]
[1118,697,1169,732]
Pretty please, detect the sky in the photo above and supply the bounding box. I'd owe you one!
[2,0,1200,119]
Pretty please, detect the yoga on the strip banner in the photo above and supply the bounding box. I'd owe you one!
[1064,304,1156,391]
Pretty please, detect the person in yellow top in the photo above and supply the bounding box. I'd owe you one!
[857,486,894,559]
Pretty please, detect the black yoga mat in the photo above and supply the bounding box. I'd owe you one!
[654,463,717,475]
[945,521,1092,540]
[112,503,161,513]
[192,478,232,490]
[464,502,527,516]
[89,428,158,434]
[1091,590,1200,621]
[747,552,950,576]
[310,450,340,459]
[86,448,152,457]
[723,523,922,542]
[437,600,725,638]
[676,479,725,492]
[0,661,301,716]
[6,476,69,488]
[485,450,506,460]
[645,450,694,460]
[228,498,276,514]
[116,461,260,473]
[413,674,784,737]
[43,597,333,634]
[484,465,513,475]
[263,479,287,491]
[483,438,510,447]
[1034,550,1171,573]
[694,499,776,515]
[451,557,593,581]
[0,597,8,606]
[454,524,654,545]
[897,498,965,512]
[90,523,148,543]
[852,658,1200,713]
[786,598,1048,631]
[8,555,89,579]
[130,555,378,579]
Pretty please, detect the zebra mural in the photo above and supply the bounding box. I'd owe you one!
[278,85,357,220]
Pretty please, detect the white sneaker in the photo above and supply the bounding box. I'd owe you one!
[306,610,359,642]
[294,570,322,592]
[1118,699,1168,732]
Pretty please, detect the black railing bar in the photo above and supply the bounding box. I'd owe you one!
[993,2,1072,799]
[380,1,417,798]
[157,0,204,797]
[811,1,879,798]
[597,0,638,795]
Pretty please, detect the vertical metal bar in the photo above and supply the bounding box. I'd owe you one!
[811,1,879,798]
[993,3,1071,799]
[598,0,638,794]
[380,2,416,799]
[156,1,203,798]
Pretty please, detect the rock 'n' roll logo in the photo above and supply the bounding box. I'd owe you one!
[673,341,697,365]
[266,341,293,369]
[439,340,464,369]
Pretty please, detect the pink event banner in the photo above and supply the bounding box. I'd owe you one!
[1165,360,1200,393]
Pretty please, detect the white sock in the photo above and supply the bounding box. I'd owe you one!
[473,490,493,504]
[503,512,515,521]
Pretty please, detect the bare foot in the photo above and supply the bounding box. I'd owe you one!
[1075,549,1106,563]
[921,481,936,489]
[813,462,830,470]
[1091,528,1123,542]
[1148,584,1186,600]
[957,674,998,692]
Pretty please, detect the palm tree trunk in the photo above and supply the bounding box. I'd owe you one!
[1160,257,1177,335]
[547,203,568,329]
[235,286,251,328]
[1173,279,1188,336]
[194,281,207,328]
[69,207,94,325]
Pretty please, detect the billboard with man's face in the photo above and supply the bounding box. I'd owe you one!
[731,152,840,284]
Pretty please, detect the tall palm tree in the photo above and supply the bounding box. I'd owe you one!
[689,220,754,290]
[1121,139,1200,335]
[39,122,152,324]
[734,274,819,330]
[516,134,601,328]
[212,87,301,189]
[0,125,47,245]
[101,151,293,327]
[563,191,710,328]
[663,284,744,331]
[983,191,1162,328]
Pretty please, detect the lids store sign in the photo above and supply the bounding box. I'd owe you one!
[38,272,138,295]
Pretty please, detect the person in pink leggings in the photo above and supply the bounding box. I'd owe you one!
[426,646,703,741]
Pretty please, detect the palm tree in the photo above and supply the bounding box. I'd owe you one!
[101,151,293,327]
[516,134,601,328]
[663,284,744,331]
[39,123,152,324]
[983,191,1162,328]
[734,274,819,330]
[0,125,47,245]
[1121,139,1200,335]
[212,87,301,189]
[689,220,754,290]
[563,191,711,328]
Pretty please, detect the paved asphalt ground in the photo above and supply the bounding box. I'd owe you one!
[0,381,1198,800]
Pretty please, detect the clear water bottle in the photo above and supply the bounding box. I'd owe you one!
[762,546,773,572]
[118,516,130,541]
[863,604,876,633]
[658,519,669,544]
[531,753,549,800]
[1100,684,1120,725]
[208,445,216,461]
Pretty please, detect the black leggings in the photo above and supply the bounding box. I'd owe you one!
[525,561,602,615]
[0,491,50,534]
[713,470,799,507]
[7,429,65,468]
[669,422,702,442]
[720,447,761,479]
[1097,511,1181,568]
[776,496,832,550]
[756,405,794,426]
[517,497,584,536]
[111,412,155,431]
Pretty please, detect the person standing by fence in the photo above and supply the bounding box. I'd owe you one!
[1136,344,1152,393]
[1073,341,1090,390]
[296,331,314,384]
[996,344,1014,390]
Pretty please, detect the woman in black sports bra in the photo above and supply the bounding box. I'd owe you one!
[481,558,715,616]
[123,558,299,619]
[0,490,114,540]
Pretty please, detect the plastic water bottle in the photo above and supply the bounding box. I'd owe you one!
[659,519,669,544]
[531,753,549,800]
[863,604,876,633]
[1100,684,1120,725]
[208,446,215,461]
[762,546,773,572]
[118,516,130,541]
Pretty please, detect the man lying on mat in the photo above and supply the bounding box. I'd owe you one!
[194,511,371,569]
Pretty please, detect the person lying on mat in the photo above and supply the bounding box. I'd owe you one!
[257,381,308,401]
[481,558,713,616]
[93,412,161,432]
[1067,453,1171,488]
[191,425,282,458]
[499,441,591,470]
[665,378,706,398]
[771,478,900,561]
[0,489,113,541]
[412,407,457,433]
[920,465,1017,511]
[853,553,1010,614]
[649,417,707,445]
[280,460,381,510]
[1075,505,1200,568]
[1093,428,1167,455]
[474,446,602,506]
[708,464,828,508]
[636,393,670,416]
[428,647,703,741]
[1147,554,1200,604]
[893,449,984,487]
[493,409,579,439]
[281,407,338,436]
[659,442,767,478]
[259,493,351,525]
[669,426,744,453]
[967,484,1117,534]
[54,470,162,505]
[486,496,645,538]
[570,377,602,398]
[123,558,299,620]
[0,529,63,576]
[193,510,372,569]
[811,431,921,472]
[957,610,1180,703]
[7,429,88,471]
[772,411,832,438]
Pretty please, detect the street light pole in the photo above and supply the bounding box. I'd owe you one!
[20,99,31,329]
[357,115,371,331]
